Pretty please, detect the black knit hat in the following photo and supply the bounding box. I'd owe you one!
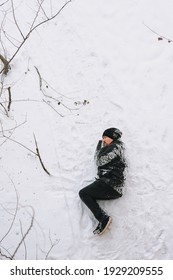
[102,127,122,140]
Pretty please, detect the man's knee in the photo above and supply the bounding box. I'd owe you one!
[79,188,85,200]
[79,187,90,202]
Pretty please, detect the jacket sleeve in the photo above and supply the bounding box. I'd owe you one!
[94,140,103,160]
[96,144,122,167]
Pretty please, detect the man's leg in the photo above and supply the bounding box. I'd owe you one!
[79,179,120,222]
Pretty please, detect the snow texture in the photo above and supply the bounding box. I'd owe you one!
[0,0,173,259]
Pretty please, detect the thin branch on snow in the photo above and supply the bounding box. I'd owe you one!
[0,76,9,116]
[29,0,45,32]
[0,199,35,260]
[43,99,64,117]
[45,231,60,260]
[0,122,36,154]
[11,207,35,260]
[0,74,5,97]
[1,30,20,48]
[1,133,37,155]
[30,0,72,33]
[0,124,15,146]
[0,53,10,75]
[35,66,82,115]
[0,176,19,244]
[0,12,7,54]
[35,66,64,116]
[0,16,21,48]
[10,0,25,40]
[36,0,49,20]
[143,22,173,43]
[0,122,50,175]
[0,101,8,116]
[0,1,9,8]
[7,86,11,111]
[19,220,27,260]
[0,0,72,74]
[33,133,51,175]
[0,119,27,134]
[0,98,43,105]
[0,248,12,260]
[0,120,27,149]
[35,66,42,90]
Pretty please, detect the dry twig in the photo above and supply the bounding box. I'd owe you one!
[0,54,10,75]
[1,134,37,155]
[33,133,51,175]
[11,0,25,40]
[19,220,27,260]
[7,86,11,111]
[0,1,9,8]
[11,207,35,259]
[0,176,19,244]
[0,101,8,116]
[45,231,60,260]
[0,0,72,74]
[0,248,12,260]
[0,122,50,175]
[143,22,173,43]
[35,66,80,116]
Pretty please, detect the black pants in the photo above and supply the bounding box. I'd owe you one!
[79,179,121,222]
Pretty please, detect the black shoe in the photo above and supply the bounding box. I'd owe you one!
[98,216,112,235]
[93,222,101,234]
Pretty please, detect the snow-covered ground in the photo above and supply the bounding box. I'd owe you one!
[0,0,173,259]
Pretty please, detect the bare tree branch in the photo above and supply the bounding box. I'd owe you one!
[45,231,60,260]
[143,22,173,43]
[0,12,7,54]
[7,86,11,111]
[33,133,51,175]
[0,0,72,74]
[0,248,12,259]
[0,120,27,147]
[0,0,9,8]
[0,101,8,116]
[1,133,37,155]
[29,0,45,32]
[1,25,21,48]
[43,99,64,117]
[0,75,10,116]
[30,0,72,33]
[19,220,27,260]
[35,66,42,90]
[0,176,19,244]
[35,66,80,115]
[0,119,27,134]
[11,207,35,259]
[10,0,25,40]
[0,72,5,97]
[0,53,10,75]
[0,121,35,153]
[36,0,49,20]
[0,122,51,175]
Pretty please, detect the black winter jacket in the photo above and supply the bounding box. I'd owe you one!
[95,140,126,195]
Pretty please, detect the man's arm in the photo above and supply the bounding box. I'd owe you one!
[96,144,122,167]
[94,140,103,160]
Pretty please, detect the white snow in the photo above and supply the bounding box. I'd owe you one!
[0,0,173,260]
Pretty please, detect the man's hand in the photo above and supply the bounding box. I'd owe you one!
[96,140,102,150]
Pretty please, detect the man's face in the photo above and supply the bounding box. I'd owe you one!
[102,136,113,146]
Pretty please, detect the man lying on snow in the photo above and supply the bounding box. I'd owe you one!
[79,127,127,235]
